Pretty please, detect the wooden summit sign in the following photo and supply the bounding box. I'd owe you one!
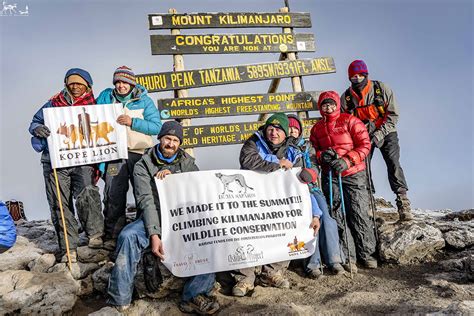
[148,12,311,29]
[158,91,321,119]
[181,118,319,148]
[136,57,335,93]
[150,33,315,54]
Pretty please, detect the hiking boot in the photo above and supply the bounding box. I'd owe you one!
[60,250,77,263]
[103,239,117,251]
[361,257,378,269]
[396,193,414,221]
[114,304,130,312]
[259,273,290,289]
[232,281,254,297]
[88,234,103,249]
[330,263,345,275]
[306,268,323,279]
[342,262,358,274]
[179,294,220,315]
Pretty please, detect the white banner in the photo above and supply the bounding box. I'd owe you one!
[156,168,316,277]
[43,104,128,168]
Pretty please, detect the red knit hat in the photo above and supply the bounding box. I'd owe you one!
[288,117,301,132]
[348,60,369,78]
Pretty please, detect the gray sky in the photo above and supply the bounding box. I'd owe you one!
[0,0,473,220]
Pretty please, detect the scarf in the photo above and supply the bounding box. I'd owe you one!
[351,77,368,98]
[50,88,96,107]
[156,146,178,164]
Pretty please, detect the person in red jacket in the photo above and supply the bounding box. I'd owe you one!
[310,91,377,270]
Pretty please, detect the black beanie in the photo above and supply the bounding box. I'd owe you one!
[158,121,183,143]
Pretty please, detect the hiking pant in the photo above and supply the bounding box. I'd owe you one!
[369,131,409,195]
[102,152,142,240]
[107,219,216,305]
[44,156,103,254]
[306,189,344,272]
[234,261,289,285]
[322,171,376,262]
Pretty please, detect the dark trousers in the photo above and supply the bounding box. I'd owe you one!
[322,171,376,262]
[42,152,104,254]
[102,152,142,240]
[369,131,409,194]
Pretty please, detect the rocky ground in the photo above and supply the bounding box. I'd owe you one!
[0,199,472,315]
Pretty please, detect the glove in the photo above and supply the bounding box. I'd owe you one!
[34,125,51,138]
[321,148,337,165]
[143,248,163,292]
[330,158,349,174]
[371,131,385,148]
[365,121,376,135]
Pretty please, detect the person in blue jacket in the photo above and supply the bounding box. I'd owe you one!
[288,114,345,278]
[233,113,321,297]
[96,66,162,251]
[28,68,104,263]
[0,201,16,253]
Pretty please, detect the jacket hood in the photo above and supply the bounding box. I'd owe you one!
[64,68,93,87]
[317,90,341,120]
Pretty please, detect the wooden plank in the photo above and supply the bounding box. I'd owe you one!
[136,57,336,93]
[168,8,194,157]
[157,91,321,119]
[148,12,312,29]
[150,33,315,55]
[181,118,319,148]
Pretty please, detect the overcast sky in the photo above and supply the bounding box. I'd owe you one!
[0,0,472,220]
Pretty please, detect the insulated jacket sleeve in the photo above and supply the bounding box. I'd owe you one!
[131,95,162,136]
[239,136,281,172]
[375,82,399,140]
[309,125,323,164]
[133,160,162,237]
[343,116,371,166]
[29,101,50,135]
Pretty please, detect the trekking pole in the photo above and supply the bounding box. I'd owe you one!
[53,168,72,271]
[338,174,353,279]
[365,157,379,241]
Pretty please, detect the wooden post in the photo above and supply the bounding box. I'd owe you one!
[53,168,72,271]
[169,8,194,157]
[260,6,308,123]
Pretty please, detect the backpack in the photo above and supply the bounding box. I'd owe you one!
[343,80,386,122]
[5,200,27,221]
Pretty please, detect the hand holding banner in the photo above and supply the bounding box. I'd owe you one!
[156,168,316,277]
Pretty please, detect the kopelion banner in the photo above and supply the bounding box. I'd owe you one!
[44,104,128,168]
[156,168,316,277]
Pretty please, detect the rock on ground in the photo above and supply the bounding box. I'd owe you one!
[378,221,445,264]
[0,270,80,315]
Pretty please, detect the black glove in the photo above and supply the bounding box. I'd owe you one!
[365,121,376,136]
[371,135,384,148]
[34,125,51,138]
[143,248,163,292]
[321,148,337,165]
[330,158,349,174]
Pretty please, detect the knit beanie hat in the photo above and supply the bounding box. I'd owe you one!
[287,115,302,133]
[113,66,137,86]
[66,75,88,87]
[264,113,289,136]
[348,60,369,78]
[298,168,319,184]
[158,121,183,143]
